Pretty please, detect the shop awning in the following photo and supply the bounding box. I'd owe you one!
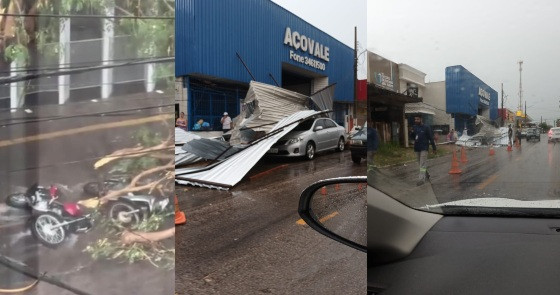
[405,102,436,116]
[369,83,422,105]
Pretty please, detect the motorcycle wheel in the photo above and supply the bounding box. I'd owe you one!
[108,201,142,228]
[31,212,66,248]
[6,193,29,209]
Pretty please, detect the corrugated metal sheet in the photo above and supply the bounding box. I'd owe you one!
[176,0,354,102]
[175,128,201,145]
[175,110,322,189]
[445,65,498,120]
[175,153,202,166]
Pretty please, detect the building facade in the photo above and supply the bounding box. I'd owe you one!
[368,52,421,145]
[445,65,498,135]
[176,0,355,131]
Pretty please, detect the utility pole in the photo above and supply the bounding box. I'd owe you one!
[518,60,523,112]
[525,101,527,124]
[353,26,357,119]
[501,83,504,126]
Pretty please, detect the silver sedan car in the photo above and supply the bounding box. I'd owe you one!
[267,117,346,160]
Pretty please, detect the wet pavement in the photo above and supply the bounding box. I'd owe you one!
[0,98,174,295]
[372,134,560,207]
[175,150,367,294]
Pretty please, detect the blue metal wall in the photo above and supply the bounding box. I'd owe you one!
[176,0,355,102]
[445,65,498,120]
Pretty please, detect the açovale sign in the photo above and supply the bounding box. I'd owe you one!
[478,87,490,106]
[283,27,329,71]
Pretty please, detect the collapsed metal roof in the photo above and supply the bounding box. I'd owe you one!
[229,81,309,145]
[176,110,323,190]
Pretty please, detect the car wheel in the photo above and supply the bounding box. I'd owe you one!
[336,137,345,152]
[352,154,361,164]
[305,142,315,160]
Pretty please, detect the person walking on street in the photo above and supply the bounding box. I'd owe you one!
[367,117,379,171]
[411,116,437,186]
[221,112,232,133]
[508,124,513,146]
[516,128,522,147]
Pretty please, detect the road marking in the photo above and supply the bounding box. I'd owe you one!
[296,211,339,225]
[477,174,499,190]
[0,114,173,148]
[249,164,289,180]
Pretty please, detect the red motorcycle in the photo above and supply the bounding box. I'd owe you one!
[7,184,168,247]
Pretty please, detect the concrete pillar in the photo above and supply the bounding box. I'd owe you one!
[10,58,24,109]
[101,1,115,99]
[145,63,156,92]
[58,17,71,104]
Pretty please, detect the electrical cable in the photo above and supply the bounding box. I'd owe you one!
[0,56,174,74]
[0,102,175,126]
[6,145,174,174]
[0,57,174,85]
[0,280,39,293]
[0,13,174,20]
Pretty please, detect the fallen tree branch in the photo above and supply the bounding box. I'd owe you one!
[100,162,174,203]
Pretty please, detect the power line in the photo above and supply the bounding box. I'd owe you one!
[0,57,174,85]
[0,102,175,126]
[0,13,174,20]
[7,145,174,174]
[1,56,174,74]
[0,76,175,88]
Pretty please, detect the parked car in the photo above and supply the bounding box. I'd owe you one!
[267,117,346,160]
[520,129,527,138]
[349,122,367,164]
[548,127,560,143]
[526,127,540,142]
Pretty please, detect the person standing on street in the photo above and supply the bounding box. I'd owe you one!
[411,116,437,186]
[367,117,379,171]
[516,128,522,146]
[221,112,232,133]
[508,124,513,146]
[176,112,187,130]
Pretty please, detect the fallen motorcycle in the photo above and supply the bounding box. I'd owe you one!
[5,184,170,247]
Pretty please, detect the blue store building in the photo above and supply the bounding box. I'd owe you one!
[446,65,498,135]
[176,0,355,131]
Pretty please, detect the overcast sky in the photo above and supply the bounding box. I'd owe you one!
[271,0,367,80]
[368,0,560,123]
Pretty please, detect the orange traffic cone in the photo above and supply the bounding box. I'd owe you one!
[175,195,186,225]
[449,149,462,174]
[489,145,495,156]
[460,146,468,163]
[507,144,513,152]
[320,186,327,195]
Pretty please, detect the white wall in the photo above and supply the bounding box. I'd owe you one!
[424,81,453,128]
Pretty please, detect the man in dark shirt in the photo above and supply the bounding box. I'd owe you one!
[367,117,379,169]
[508,124,513,146]
[410,116,437,186]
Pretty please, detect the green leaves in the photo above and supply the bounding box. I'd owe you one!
[4,44,29,64]
[83,211,175,269]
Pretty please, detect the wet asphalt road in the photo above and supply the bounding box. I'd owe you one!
[0,96,174,295]
[175,150,367,294]
[372,134,560,206]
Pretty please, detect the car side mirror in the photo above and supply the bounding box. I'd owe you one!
[298,176,367,252]
[314,126,324,131]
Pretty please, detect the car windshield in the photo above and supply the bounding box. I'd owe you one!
[293,119,315,131]
[368,1,560,217]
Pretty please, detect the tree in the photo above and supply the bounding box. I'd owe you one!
[0,0,174,80]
